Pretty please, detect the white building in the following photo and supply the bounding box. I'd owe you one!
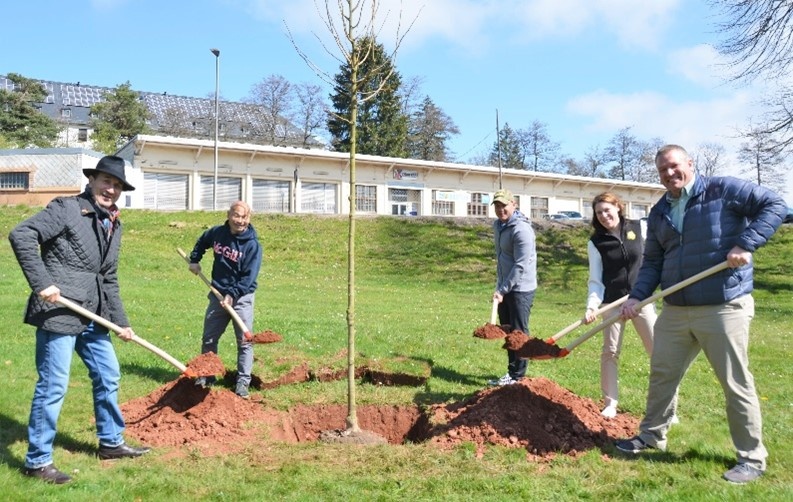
[1,135,665,219]
[117,134,664,219]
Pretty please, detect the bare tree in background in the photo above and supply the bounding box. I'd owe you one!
[294,82,328,147]
[693,142,727,177]
[582,145,608,178]
[248,74,293,145]
[737,121,788,196]
[635,137,665,184]
[518,120,561,173]
[711,1,793,154]
[605,127,642,181]
[287,0,417,439]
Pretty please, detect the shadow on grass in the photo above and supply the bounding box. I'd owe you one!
[121,362,186,383]
[0,413,96,469]
[406,356,492,405]
[610,444,735,469]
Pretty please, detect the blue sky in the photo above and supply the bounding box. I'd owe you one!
[4,0,792,204]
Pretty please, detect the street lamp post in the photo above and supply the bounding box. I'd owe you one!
[211,48,220,211]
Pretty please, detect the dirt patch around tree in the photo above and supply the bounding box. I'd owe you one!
[120,372,638,460]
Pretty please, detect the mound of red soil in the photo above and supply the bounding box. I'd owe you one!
[252,330,282,343]
[426,377,637,460]
[121,376,637,460]
[472,323,508,339]
[503,331,563,359]
[184,352,225,377]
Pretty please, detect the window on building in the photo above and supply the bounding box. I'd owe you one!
[530,196,549,219]
[61,108,71,118]
[388,188,420,216]
[631,204,649,219]
[78,128,88,141]
[432,190,454,216]
[0,172,29,189]
[467,192,488,217]
[355,185,377,213]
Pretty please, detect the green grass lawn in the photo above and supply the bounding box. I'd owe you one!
[1,207,790,501]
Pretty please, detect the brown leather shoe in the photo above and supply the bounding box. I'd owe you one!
[98,443,151,460]
[23,464,72,484]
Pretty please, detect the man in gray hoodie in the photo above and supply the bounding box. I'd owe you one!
[488,189,538,386]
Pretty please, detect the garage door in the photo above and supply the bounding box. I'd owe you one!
[200,176,241,210]
[252,179,290,213]
[301,182,336,214]
[143,172,189,210]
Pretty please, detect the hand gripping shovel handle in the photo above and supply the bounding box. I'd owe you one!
[56,297,191,375]
[545,294,630,344]
[558,260,730,358]
[177,248,253,341]
[490,298,499,325]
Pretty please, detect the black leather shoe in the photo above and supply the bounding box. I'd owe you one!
[23,464,72,484]
[98,443,151,460]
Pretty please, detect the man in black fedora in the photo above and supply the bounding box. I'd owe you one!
[9,155,150,485]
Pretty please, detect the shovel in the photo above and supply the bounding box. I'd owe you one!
[56,297,197,377]
[527,260,730,360]
[177,247,255,342]
[544,294,629,345]
[490,298,499,325]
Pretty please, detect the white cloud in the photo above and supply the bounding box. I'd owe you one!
[246,0,682,54]
[666,44,728,88]
[566,88,758,149]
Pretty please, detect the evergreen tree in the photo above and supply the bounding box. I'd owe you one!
[90,82,150,154]
[407,95,459,161]
[328,36,408,157]
[489,123,524,169]
[0,73,59,147]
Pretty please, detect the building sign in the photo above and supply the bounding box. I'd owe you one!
[435,191,470,203]
[393,169,418,180]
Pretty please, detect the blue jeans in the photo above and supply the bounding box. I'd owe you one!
[498,290,536,379]
[201,292,254,387]
[25,322,126,469]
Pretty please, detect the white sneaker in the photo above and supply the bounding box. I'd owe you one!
[487,373,518,386]
[601,405,618,418]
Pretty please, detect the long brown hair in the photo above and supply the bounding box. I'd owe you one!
[590,192,625,234]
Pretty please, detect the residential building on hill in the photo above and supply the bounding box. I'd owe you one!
[0,75,323,149]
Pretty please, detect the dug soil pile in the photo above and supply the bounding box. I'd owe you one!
[502,331,564,359]
[121,375,638,460]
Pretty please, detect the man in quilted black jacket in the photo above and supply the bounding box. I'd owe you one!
[9,156,150,484]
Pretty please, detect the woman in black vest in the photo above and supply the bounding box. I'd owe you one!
[583,192,656,418]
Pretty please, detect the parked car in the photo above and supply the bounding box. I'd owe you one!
[558,210,585,220]
[784,207,793,224]
[544,213,570,221]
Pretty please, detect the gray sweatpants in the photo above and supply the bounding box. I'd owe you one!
[201,292,255,387]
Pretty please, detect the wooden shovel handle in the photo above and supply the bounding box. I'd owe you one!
[177,248,253,340]
[562,260,730,354]
[490,298,499,325]
[56,297,189,374]
[546,294,630,344]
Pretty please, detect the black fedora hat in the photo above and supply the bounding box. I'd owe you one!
[83,155,135,191]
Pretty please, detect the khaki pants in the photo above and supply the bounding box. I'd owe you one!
[638,295,767,469]
[600,303,656,407]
